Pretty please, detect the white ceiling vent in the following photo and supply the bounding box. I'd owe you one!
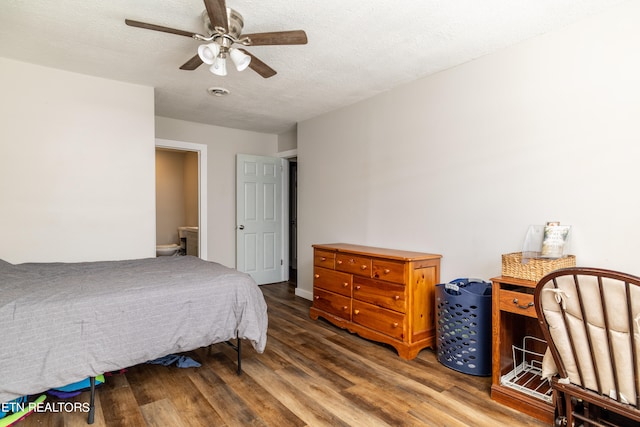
[207,87,230,97]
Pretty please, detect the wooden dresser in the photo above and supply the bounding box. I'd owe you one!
[309,243,441,360]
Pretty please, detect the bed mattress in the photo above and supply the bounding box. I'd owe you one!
[0,256,268,403]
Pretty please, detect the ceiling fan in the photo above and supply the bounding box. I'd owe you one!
[125,0,308,78]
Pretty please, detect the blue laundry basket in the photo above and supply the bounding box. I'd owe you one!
[435,278,492,376]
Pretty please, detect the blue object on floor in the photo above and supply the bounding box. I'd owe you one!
[147,354,201,368]
[435,278,493,376]
[48,375,106,398]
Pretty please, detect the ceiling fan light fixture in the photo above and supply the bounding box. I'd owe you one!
[197,42,220,65]
[125,0,308,78]
[210,56,227,76]
[229,48,251,71]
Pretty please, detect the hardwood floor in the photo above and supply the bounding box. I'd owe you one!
[18,282,548,427]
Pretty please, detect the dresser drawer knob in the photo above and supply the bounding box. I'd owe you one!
[360,264,368,270]
[384,268,391,274]
[337,260,343,265]
[354,309,360,315]
[314,295,319,300]
[342,306,348,311]
[355,285,361,291]
[320,256,326,261]
[342,282,349,288]
[392,322,399,328]
[512,298,534,309]
[393,295,400,301]
[314,274,320,279]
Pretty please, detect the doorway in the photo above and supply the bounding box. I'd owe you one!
[234,153,297,285]
[288,159,297,283]
[155,149,197,250]
[155,139,208,259]
[236,154,285,285]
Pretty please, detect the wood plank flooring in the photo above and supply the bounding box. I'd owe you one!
[18,282,548,427]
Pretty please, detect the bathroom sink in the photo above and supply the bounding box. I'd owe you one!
[178,226,198,239]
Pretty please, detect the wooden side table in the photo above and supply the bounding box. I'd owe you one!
[490,276,555,423]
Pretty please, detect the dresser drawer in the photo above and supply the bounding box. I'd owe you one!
[336,253,372,277]
[372,259,405,284]
[314,267,352,297]
[352,301,405,340]
[313,288,351,320]
[314,250,336,269]
[499,289,536,318]
[353,277,406,313]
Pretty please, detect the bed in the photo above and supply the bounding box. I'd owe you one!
[0,255,268,416]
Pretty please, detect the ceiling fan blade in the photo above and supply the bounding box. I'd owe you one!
[240,50,276,78]
[203,0,228,32]
[242,30,308,46]
[180,54,204,70]
[125,19,196,38]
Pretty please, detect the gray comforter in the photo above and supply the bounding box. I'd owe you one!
[0,256,268,403]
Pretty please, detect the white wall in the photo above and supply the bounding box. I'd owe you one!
[296,1,640,299]
[277,125,298,152]
[0,58,156,264]
[155,117,278,268]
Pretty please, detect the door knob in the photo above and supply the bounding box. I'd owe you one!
[238,225,245,230]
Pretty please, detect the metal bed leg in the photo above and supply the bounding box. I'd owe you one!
[87,376,95,424]
[237,338,241,376]
[224,338,242,375]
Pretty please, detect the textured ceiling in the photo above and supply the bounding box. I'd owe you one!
[0,0,625,134]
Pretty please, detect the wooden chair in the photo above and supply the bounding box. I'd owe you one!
[534,267,640,426]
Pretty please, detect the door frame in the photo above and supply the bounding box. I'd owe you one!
[277,149,297,283]
[155,138,208,260]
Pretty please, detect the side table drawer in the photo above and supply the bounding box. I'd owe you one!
[314,267,352,297]
[313,288,351,320]
[499,289,536,318]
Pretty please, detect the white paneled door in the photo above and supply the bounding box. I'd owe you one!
[236,154,284,284]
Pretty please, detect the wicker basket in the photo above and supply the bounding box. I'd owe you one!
[501,252,576,282]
